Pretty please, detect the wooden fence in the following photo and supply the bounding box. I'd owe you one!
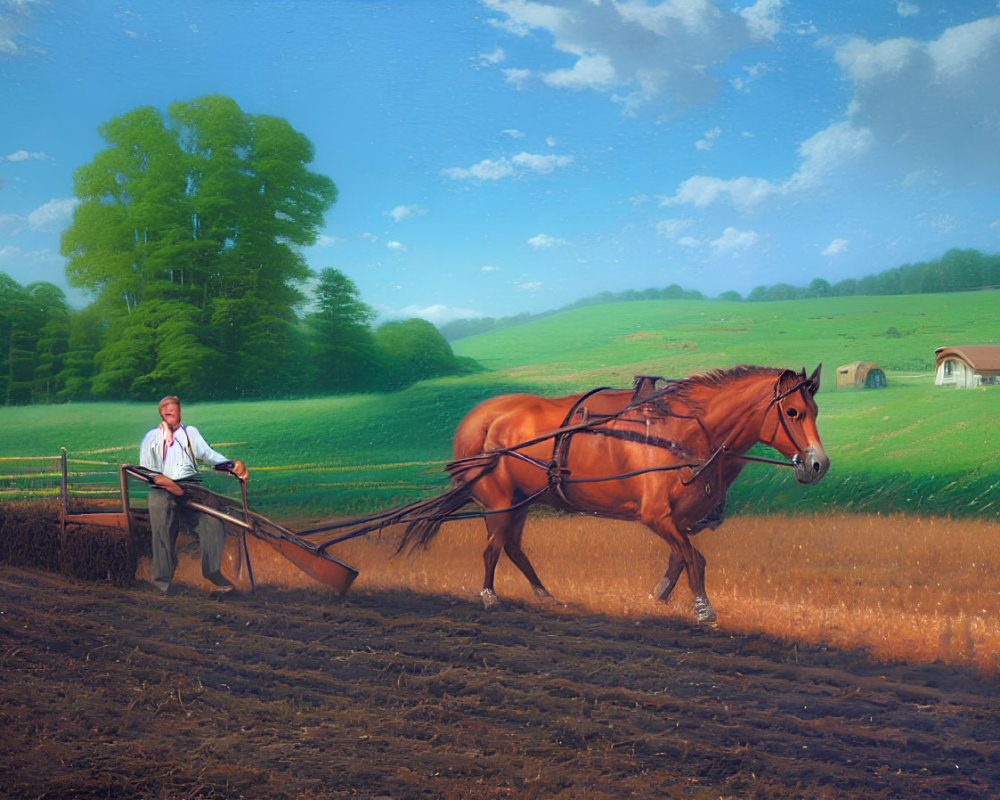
[0,449,125,505]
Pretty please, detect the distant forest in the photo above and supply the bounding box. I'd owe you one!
[439,247,1000,341]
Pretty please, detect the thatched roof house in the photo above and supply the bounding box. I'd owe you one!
[836,361,887,389]
[934,345,1000,388]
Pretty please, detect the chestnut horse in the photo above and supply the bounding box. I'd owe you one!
[398,365,829,623]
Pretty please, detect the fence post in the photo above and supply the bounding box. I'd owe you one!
[59,447,68,514]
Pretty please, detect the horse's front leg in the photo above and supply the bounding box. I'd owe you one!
[648,519,716,624]
[686,545,716,624]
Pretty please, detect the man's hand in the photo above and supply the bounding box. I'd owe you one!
[230,460,248,481]
[152,474,184,496]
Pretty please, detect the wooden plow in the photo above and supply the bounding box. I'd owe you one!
[58,457,358,596]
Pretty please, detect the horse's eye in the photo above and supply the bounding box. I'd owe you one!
[786,407,799,418]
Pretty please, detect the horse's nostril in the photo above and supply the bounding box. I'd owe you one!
[813,461,821,472]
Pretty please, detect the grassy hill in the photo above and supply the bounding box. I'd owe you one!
[1,291,997,520]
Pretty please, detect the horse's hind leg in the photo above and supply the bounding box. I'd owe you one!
[654,548,686,603]
[480,506,539,609]
[502,514,551,602]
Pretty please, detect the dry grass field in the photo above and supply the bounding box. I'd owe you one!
[318,513,1000,676]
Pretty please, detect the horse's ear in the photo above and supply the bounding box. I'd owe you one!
[808,363,822,394]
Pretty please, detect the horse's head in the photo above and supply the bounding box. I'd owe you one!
[762,365,830,484]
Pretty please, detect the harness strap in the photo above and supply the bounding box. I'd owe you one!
[548,387,611,508]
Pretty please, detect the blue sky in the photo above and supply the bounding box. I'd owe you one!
[2,1,999,324]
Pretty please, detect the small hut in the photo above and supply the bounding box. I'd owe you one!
[836,361,887,389]
[934,345,1000,388]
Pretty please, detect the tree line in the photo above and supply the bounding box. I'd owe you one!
[439,249,1000,341]
[0,95,475,406]
[0,267,478,405]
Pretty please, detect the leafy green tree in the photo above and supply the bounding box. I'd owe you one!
[57,306,102,401]
[209,295,304,399]
[305,268,376,394]
[0,275,71,404]
[373,318,465,390]
[831,278,858,296]
[27,283,70,402]
[61,94,337,400]
[805,278,832,298]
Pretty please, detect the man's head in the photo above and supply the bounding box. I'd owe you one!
[158,395,182,430]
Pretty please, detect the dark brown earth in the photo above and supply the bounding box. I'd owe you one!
[2,556,1000,800]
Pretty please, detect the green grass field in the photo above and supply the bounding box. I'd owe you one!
[1,291,997,520]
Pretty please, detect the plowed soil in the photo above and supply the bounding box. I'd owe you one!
[2,559,999,800]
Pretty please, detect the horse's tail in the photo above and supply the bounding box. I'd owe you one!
[394,452,499,554]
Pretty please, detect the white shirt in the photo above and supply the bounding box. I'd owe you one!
[139,424,229,480]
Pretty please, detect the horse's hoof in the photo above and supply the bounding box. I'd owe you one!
[532,586,553,602]
[693,596,717,624]
[480,588,501,610]
[654,577,675,602]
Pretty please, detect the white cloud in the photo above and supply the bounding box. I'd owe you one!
[834,17,1000,181]
[515,280,543,291]
[895,2,919,18]
[386,240,406,252]
[501,128,524,139]
[1,149,50,162]
[787,121,874,191]
[395,303,480,325]
[710,227,760,254]
[387,204,427,223]
[481,265,501,272]
[731,61,770,91]
[483,0,782,113]
[362,232,378,244]
[443,158,514,181]
[740,0,784,41]
[0,0,46,58]
[545,136,557,147]
[677,236,702,248]
[0,212,25,235]
[664,175,783,213]
[695,127,722,151]
[0,244,23,261]
[822,238,849,256]
[502,67,532,89]
[527,233,568,249]
[477,47,505,66]
[655,218,694,238]
[544,52,617,91]
[667,15,1000,213]
[664,121,874,211]
[28,197,78,233]
[315,234,341,247]
[443,151,573,181]
[510,152,572,173]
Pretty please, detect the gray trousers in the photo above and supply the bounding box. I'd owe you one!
[148,486,227,587]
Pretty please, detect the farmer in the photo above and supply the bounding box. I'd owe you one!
[139,395,248,595]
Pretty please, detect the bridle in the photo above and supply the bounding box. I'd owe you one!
[758,373,819,464]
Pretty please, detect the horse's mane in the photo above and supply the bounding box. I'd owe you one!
[648,364,787,414]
